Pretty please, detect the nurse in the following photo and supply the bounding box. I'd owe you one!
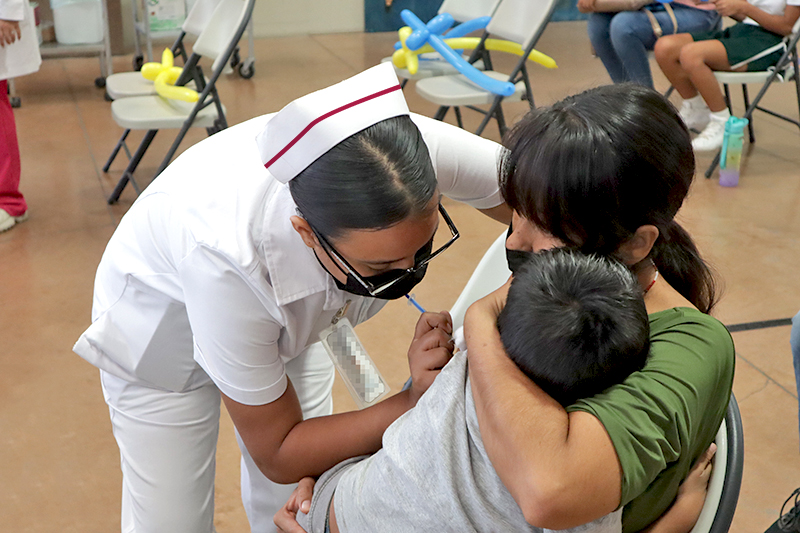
[73,62,508,532]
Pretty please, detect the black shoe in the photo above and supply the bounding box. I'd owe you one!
[778,488,800,532]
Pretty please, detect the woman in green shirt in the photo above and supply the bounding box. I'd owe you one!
[466,83,735,532]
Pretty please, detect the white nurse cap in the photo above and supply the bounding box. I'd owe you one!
[256,62,409,184]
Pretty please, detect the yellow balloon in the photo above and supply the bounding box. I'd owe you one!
[140,48,200,103]
[391,34,558,71]
[397,26,419,75]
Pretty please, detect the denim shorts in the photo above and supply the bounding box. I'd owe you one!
[691,23,785,71]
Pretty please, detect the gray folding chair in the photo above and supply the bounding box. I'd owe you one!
[690,393,744,533]
[105,0,255,204]
[705,18,800,178]
[383,0,502,88]
[415,0,558,137]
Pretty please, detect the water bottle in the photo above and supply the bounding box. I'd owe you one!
[719,116,749,187]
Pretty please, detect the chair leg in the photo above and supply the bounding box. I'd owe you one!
[454,107,464,129]
[108,129,157,204]
[741,84,755,143]
[723,84,732,113]
[433,106,450,121]
[793,67,800,133]
[475,97,502,136]
[154,112,200,178]
[103,129,131,173]
[705,150,721,179]
[400,78,408,90]
[495,104,508,138]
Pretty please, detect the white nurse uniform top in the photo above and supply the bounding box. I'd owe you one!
[73,111,503,405]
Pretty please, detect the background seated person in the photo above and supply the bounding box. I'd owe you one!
[291,250,711,533]
[654,0,800,150]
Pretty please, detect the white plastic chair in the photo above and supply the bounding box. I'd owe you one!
[415,0,558,137]
[449,231,510,331]
[382,0,502,88]
[105,0,255,204]
[705,18,800,178]
[690,394,744,533]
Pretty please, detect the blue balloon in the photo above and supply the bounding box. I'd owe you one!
[399,9,515,97]
[443,16,490,39]
[393,15,490,50]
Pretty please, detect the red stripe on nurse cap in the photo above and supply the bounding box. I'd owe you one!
[256,63,408,184]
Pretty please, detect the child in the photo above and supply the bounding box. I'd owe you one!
[654,0,800,151]
[293,249,710,533]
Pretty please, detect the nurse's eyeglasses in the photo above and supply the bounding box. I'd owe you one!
[309,203,460,297]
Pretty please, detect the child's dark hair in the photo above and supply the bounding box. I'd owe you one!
[497,249,650,406]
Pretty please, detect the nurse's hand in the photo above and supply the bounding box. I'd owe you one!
[0,20,21,47]
[407,311,454,404]
[274,477,315,533]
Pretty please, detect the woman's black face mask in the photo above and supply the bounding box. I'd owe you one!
[319,238,434,300]
[505,224,534,274]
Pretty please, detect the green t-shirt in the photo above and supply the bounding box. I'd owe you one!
[567,307,735,533]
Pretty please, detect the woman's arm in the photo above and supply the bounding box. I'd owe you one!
[225,310,454,484]
[180,243,455,483]
[643,444,716,533]
[465,293,622,529]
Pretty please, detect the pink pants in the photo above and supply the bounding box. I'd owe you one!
[0,79,27,216]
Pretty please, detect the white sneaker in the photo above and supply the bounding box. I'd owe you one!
[0,209,28,233]
[679,100,711,132]
[692,119,726,152]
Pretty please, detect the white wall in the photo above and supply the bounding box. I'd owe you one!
[252,0,364,37]
[118,0,365,50]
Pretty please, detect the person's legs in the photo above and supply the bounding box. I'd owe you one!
[238,342,336,532]
[588,13,631,84]
[0,79,28,231]
[792,311,800,448]
[654,33,701,98]
[606,11,657,86]
[101,371,221,533]
[678,39,734,150]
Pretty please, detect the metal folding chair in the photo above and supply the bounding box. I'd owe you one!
[414,0,558,137]
[383,0,502,89]
[705,19,800,178]
[105,0,255,204]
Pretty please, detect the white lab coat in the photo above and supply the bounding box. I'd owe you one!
[0,0,41,81]
[73,111,504,532]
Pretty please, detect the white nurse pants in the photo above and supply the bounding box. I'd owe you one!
[101,343,335,533]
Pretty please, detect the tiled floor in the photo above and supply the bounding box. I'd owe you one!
[1,21,799,532]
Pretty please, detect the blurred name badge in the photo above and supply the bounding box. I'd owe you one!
[320,317,390,409]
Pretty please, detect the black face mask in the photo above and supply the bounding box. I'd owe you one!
[320,238,434,300]
[505,223,534,274]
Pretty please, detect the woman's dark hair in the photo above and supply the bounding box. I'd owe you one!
[289,115,437,241]
[497,249,650,406]
[499,84,718,313]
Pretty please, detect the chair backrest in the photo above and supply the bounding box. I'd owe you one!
[182,0,223,36]
[449,232,511,331]
[192,0,252,71]
[486,0,558,50]
[690,393,744,533]
[439,0,502,23]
